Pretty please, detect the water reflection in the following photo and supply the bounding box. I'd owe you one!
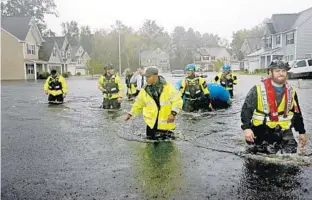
[133,142,183,200]
[238,158,302,200]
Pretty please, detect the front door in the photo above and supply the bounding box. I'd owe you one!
[26,64,35,80]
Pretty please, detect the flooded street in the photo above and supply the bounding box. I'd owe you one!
[1,74,312,200]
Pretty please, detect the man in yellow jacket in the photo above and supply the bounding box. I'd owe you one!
[98,64,124,109]
[44,69,68,104]
[124,67,183,139]
[212,64,238,98]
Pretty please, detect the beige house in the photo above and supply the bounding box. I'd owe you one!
[193,47,239,71]
[1,16,92,80]
[1,16,46,80]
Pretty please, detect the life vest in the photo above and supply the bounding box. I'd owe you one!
[183,78,202,100]
[103,75,119,95]
[219,73,234,89]
[252,78,298,130]
[48,76,62,91]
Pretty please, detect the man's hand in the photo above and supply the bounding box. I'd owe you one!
[44,90,48,95]
[167,114,175,123]
[299,134,307,150]
[99,87,105,93]
[244,129,255,143]
[124,113,132,121]
[117,97,123,103]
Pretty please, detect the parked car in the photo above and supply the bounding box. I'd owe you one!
[171,70,185,77]
[287,59,312,79]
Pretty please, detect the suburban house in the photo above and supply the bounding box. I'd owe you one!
[193,47,239,71]
[1,16,46,80]
[1,16,92,80]
[140,48,170,72]
[244,7,312,72]
[241,36,263,57]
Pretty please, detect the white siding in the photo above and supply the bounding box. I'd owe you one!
[296,16,312,59]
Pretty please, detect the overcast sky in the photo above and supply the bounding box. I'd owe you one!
[45,0,312,41]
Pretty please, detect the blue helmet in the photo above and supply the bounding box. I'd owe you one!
[222,64,231,71]
[185,64,196,71]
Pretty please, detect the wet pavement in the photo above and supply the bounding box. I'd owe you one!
[1,74,312,200]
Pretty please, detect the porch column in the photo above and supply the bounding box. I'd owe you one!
[271,54,273,62]
[24,63,27,80]
[42,64,44,72]
[60,65,63,74]
[34,62,37,80]
[264,56,267,68]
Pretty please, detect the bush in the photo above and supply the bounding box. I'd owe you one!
[62,72,71,78]
[37,71,50,79]
[255,68,268,74]
[76,72,81,76]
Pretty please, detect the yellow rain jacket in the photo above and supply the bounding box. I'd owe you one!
[213,72,238,90]
[180,76,209,99]
[44,75,68,96]
[98,74,124,99]
[252,82,296,130]
[129,78,183,131]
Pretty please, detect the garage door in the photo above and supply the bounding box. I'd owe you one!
[249,60,259,73]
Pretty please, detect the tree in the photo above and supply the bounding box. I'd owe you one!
[80,25,93,54]
[1,0,58,33]
[43,29,56,37]
[230,29,248,60]
[212,59,224,72]
[86,60,102,77]
[61,21,80,37]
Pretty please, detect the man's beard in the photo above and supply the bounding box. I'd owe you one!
[272,75,286,85]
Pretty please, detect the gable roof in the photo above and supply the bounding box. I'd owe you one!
[266,7,312,34]
[195,47,230,57]
[45,36,66,49]
[1,16,32,40]
[39,38,58,61]
[246,36,262,51]
[71,46,80,56]
[141,48,169,59]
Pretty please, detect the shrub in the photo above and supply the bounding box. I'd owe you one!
[76,72,81,76]
[37,71,50,79]
[62,72,70,78]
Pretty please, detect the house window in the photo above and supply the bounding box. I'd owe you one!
[61,51,65,57]
[286,32,294,45]
[203,56,209,61]
[160,60,167,63]
[211,56,216,60]
[52,48,56,57]
[67,52,71,58]
[266,37,272,48]
[27,44,36,54]
[27,65,34,74]
[304,53,312,59]
[78,59,81,64]
[276,35,281,45]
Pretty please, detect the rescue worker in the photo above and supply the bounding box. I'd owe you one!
[44,69,68,104]
[241,60,307,154]
[98,64,124,109]
[124,67,183,139]
[125,69,137,100]
[179,64,212,112]
[130,67,146,96]
[213,64,238,98]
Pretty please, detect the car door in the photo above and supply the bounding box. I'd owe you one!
[307,59,312,78]
[292,60,307,78]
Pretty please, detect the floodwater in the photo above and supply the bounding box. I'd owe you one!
[1,74,312,200]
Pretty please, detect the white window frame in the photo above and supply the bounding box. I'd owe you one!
[52,47,57,57]
[203,56,210,61]
[286,32,294,45]
[276,35,281,46]
[304,53,312,59]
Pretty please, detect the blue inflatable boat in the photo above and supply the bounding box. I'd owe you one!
[175,80,231,109]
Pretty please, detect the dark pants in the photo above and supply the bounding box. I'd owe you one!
[48,94,64,103]
[146,120,173,139]
[182,98,210,112]
[211,99,231,110]
[228,89,234,98]
[102,98,121,109]
[247,125,298,154]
